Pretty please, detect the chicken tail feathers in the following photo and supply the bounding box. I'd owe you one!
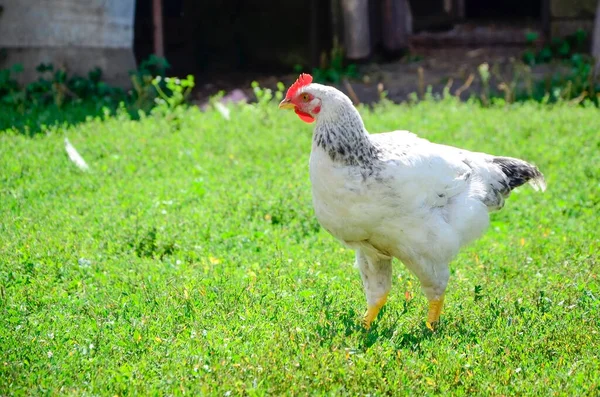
[492,156,546,193]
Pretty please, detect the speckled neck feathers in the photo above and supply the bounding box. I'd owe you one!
[313,105,380,167]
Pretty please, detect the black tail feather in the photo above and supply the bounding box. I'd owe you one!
[492,156,546,192]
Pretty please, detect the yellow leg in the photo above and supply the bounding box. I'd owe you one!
[426,296,445,331]
[363,293,388,329]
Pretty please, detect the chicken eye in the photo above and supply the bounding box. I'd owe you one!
[301,93,311,102]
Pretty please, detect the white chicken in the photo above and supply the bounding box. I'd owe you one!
[279,74,546,329]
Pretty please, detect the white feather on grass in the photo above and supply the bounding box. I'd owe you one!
[64,138,89,172]
[214,102,231,120]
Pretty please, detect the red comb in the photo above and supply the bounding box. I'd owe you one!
[285,73,313,99]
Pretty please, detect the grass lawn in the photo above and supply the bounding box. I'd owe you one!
[1,99,598,395]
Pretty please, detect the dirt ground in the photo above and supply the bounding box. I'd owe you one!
[192,46,564,106]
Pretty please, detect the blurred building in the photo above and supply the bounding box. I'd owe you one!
[0,0,136,86]
[0,0,597,86]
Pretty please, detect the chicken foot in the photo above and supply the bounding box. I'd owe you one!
[426,295,445,331]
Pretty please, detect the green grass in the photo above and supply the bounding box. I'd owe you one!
[1,100,599,395]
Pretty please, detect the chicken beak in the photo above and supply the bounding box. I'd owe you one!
[278,98,295,110]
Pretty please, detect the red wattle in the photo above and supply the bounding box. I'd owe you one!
[295,109,315,123]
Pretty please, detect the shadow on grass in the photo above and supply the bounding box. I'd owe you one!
[315,294,436,352]
[358,311,436,352]
[0,101,121,136]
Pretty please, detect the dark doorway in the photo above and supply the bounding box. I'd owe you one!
[465,0,542,20]
[134,0,332,79]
